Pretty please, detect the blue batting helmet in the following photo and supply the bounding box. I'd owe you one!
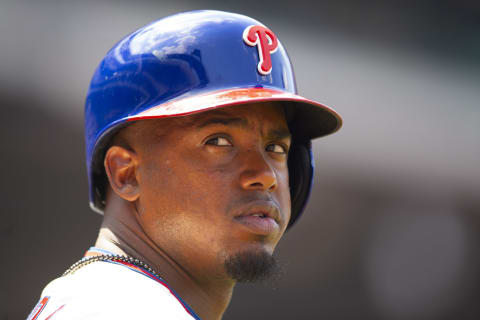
[85,10,342,228]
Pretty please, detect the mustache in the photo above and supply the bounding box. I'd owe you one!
[225,194,277,213]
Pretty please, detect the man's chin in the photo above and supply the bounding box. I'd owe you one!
[223,248,280,283]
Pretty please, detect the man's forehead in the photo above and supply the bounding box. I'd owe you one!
[186,102,288,127]
[124,102,289,141]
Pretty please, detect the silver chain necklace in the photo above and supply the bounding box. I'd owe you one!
[63,254,160,279]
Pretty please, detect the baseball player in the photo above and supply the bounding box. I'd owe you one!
[27,10,342,320]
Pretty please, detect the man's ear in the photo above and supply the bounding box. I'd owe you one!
[104,146,140,202]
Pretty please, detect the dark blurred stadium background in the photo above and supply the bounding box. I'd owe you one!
[1,0,479,319]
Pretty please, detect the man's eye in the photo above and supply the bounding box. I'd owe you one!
[266,144,287,154]
[205,136,232,146]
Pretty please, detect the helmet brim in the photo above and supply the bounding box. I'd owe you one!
[127,87,342,140]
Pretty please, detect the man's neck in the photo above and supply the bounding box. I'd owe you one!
[94,198,234,320]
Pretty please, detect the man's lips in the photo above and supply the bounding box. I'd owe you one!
[233,200,281,235]
[234,200,280,223]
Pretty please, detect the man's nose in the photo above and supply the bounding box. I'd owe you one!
[239,149,277,192]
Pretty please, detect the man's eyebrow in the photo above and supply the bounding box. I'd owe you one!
[196,117,249,128]
[267,128,292,140]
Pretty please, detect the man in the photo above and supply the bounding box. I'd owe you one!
[28,10,342,320]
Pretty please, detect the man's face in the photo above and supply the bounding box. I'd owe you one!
[123,103,291,282]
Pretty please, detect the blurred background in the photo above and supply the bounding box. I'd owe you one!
[1,0,479,319]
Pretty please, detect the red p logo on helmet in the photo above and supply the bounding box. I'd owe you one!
[243,25,279,75]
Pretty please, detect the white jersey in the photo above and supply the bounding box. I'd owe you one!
[27,251,200,320]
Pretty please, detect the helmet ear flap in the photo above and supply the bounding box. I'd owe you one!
[287,140,314,229]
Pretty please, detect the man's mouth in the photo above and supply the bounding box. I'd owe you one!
[251,213,268,218]
[233,201,281,235]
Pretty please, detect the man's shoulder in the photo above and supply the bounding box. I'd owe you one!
[28,261,196,319]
